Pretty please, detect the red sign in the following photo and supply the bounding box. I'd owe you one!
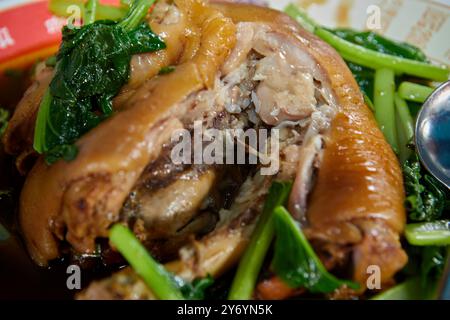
[0,0,121,70]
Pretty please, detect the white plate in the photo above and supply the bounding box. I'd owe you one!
[270,0,450,65]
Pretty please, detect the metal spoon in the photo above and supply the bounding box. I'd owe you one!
[415,80,450,300]
[415,80,450,189]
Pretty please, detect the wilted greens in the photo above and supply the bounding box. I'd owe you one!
[403,155,448,222]
[333,29,429,102]
[158,66,176,75]
[0,108,9,137]
[34,0,165,164]
[110,224,184,300]
[347,62,374,100]
[110,223,215,300]
[330,29,428,62]
[405,220,450,246]
[272,206,359,293]
[228,181,292,299]
[49,0,127,21]
[180,275,214,300]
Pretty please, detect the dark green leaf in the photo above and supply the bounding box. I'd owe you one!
[420,246,447,287]
[128,23,166,54]
[228,180,292,299]
[45,55,57,67]
[109,224,184,300]
[330,29,428,62]
[33,1,165,163]
[407,101,423,118]
[405,220,450,246]
[272,206,359,293]
[158,66,175,75]
[335,29,428,101]
[346,62,374,100]
[3,69,23,79]
[45,144,79,164]
[403,155,448,221]
[371,277,425,300]
[402,243,448,299]
[180,275,214,300]
[0,108,9,137]
[0,188,12,201]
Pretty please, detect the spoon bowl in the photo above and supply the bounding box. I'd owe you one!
[415,80,450,189]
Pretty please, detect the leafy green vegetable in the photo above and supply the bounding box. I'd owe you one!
[84,0,98,25]
[403,155,448,222]
[402,245,448,298]
[126,22,166,53]
[180,275,214,300]
[347,62,374,100]
[109,224,184,300]
[272,206,359,293]
[420,246,448,286]
[228,181,292,300]
[330,29,428,62]
[110,224,217,300]
[49,0,127,21]
[394,94,414,163]
[371,277,428,300]
[363,93,375,112]
[45,55,57,67]
[374,68,398,154]
[401,169,449,297]
[315,28,449,81]
[44,144,79,164]
[378,246,449,300]
[34,0,165,164]
[398,81,434,103]
[121,0,134,6]
[3,69,23,79]
[0,223,10,241]
[0,189,12,201]
[158,66,175,75]
[405,220,450,246]
[0,108,9,137]
[407,101,423,119]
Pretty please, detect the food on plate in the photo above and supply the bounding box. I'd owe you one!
[0,0,449,300]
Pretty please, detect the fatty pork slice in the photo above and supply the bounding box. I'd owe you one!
[19,1,237,266]
[174,2,407,290]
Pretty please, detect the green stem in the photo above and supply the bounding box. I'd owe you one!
[398,81,434,103]
[121,0,134,6]
[118,0,155,31]
[33,89,53,154]
[371,277,426,300]
[0,222,10,241]
[272,206,359,291]
[394,94,414,163]
[109,224,184,300]
[363,93,375,112]
[374,68,398,154]
[315,28,449,81]
[229,215,275,300]
[0,108,9,138]
[84,0,98,25]
[49,0,127,21]
[405,220,450,246]
[284,4,317,33]
[228,181,292,300]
